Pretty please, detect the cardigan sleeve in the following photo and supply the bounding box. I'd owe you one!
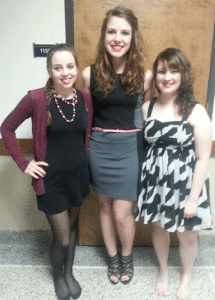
[0,93,33,172]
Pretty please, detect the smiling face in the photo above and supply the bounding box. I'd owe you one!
[48,50,78,94]
[104,16,132,61]
[156,60,181,97]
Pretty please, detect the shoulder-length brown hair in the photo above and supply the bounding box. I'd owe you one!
[153,47,194,115]
[94,6,145,96]
[44,43,78,126]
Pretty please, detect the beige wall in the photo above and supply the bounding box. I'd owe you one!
[0,155,49,230]
[0,155,214,235]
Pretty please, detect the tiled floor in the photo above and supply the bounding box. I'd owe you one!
[1,231,215,300]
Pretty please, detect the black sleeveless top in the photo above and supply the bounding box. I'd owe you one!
[90,66,144,130]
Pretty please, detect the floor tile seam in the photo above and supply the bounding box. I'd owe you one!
[0,265,148,268]
[0,265,215,269]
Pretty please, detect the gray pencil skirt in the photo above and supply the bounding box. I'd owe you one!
[88,128,144,200]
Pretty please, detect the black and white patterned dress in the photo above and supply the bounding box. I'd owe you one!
[135,99,213,232]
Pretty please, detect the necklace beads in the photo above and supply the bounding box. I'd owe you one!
[53,88,77,123]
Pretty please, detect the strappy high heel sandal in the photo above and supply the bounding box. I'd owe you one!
[120,253,133,284]
[107,253,121,284]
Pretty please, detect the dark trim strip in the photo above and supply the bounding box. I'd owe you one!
[205,24,215,156]
[65,0,74,45]
[206,23,215,120]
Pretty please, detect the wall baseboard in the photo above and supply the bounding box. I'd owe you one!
[0,139,32,155]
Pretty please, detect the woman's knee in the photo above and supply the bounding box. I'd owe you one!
[115,213,132,226]
[152,222,167,235]
[114,202,134,225]
[177,231,198,246]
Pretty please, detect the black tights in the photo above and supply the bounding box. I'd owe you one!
[47,207,81,299]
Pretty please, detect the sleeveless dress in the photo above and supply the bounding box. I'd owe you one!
[135,99,213,232]
[37,90,89,214]
[89,66,144,200]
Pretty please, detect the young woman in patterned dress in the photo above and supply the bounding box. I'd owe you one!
[136,48,213,299]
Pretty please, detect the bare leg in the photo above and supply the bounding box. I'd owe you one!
[99,194,119,283]
[152,222,170,297]
[64,207,82,299]
[113,199,135,282]
[99,194,118,256]
[47,211,70,299]
[176,231,198,300]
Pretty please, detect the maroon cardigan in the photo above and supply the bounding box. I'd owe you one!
[1,88,93,195]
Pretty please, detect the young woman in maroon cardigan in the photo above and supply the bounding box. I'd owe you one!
[1,43,93,300]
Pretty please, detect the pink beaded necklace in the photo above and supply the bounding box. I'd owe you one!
[52,88,78,123]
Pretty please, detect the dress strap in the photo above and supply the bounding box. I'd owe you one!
[147,98,157,118]
[182,101,198,121]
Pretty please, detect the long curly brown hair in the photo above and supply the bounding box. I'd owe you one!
[44,43,79,126]
[153,47,194,115]
[94,6,145,96]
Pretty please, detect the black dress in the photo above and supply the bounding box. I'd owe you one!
[37,90,89,214]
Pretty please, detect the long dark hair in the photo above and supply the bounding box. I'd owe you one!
[153,47,194,115]
[44,43,78,126]
[94,6,145,96]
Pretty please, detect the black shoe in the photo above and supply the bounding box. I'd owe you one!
[65,274,82,299]
[53,275,70,300]
[107,253,121,285]
[120,253,133,284]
